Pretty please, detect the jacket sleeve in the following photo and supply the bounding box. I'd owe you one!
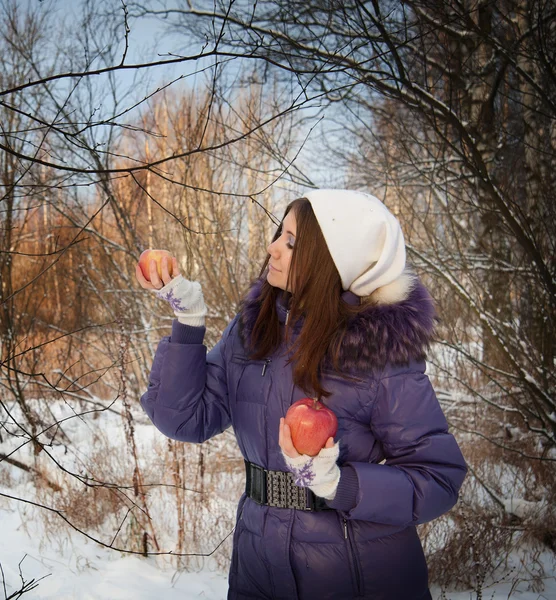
[140,317,238,443]
[340,364,468,526]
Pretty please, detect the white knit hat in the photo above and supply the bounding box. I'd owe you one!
[304,189,406,297]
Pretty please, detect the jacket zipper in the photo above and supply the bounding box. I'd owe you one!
[261,358,271,376]
[343,518,362,596]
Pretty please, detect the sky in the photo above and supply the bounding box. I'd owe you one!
[21,0,346,190]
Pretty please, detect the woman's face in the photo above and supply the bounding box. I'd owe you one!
[266,209,297,291]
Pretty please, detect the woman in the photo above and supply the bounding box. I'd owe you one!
[138,189,468,600]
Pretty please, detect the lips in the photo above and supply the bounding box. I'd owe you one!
[269,264,281,273]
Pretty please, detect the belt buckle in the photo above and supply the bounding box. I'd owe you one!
[266,470,312,510]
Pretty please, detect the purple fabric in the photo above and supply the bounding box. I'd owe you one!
[171,321,206,345]
[141,276,468,600]
[326,466,359,512]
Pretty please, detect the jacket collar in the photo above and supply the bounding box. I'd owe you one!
[239,269,437,372]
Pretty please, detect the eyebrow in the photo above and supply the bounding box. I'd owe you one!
[285,230,296,236]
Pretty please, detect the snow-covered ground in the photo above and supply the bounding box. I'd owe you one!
[2,496,555,599]
[0,503,229,599]
[0,398,235,599]
[1,400,555,599]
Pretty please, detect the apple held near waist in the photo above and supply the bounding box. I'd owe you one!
[138,249,173,281]
[285,398,338,457]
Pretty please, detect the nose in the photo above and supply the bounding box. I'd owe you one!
[267,239,279,257]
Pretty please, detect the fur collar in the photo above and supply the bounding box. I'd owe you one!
[239,269,437,373]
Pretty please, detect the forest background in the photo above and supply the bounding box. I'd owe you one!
[0,0,555,597]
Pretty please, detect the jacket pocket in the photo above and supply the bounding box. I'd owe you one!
[342,516,364,597]
[231,354,272,404]
[231,353,271,374]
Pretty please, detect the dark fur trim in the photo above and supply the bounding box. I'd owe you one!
[239,275,437,372]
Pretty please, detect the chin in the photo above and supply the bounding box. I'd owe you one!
[266,271,286,291]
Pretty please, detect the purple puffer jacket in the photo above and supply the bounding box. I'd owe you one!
[141,274,468,600]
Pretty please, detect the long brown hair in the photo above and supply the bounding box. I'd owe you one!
[248,198,359,398]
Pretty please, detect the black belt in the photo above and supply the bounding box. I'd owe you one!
[244,460,332,511]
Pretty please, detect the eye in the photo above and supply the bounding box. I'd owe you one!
[286,235,295,250]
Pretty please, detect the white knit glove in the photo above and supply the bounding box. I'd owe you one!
[281,443,341,500]
[154,275,207,327]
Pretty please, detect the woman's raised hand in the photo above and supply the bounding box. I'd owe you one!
[136,252,206,327]
[135,253,179,290]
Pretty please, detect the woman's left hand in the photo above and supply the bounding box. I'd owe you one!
[279,418,340,500]
[278,417,335,458]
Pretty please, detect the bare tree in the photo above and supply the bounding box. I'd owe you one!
[5,0,553,586]
[0,0,304,567]
[127,0,556,587]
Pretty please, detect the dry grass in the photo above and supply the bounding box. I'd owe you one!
[422,412,556,591]
[29,421,243,572]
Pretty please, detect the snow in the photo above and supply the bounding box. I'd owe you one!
[0,397,238,599]
[0,501,229,599]
[502,497,549,521]
[2,492,556,600]
[1,401,555,599]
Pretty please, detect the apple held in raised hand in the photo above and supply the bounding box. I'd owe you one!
[138,249,173,282]
[285,398,338,457]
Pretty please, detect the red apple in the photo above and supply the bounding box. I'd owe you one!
[138,249,173,281]
[285,398,338,457]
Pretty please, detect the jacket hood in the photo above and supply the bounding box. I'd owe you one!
[239,269,437,373]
